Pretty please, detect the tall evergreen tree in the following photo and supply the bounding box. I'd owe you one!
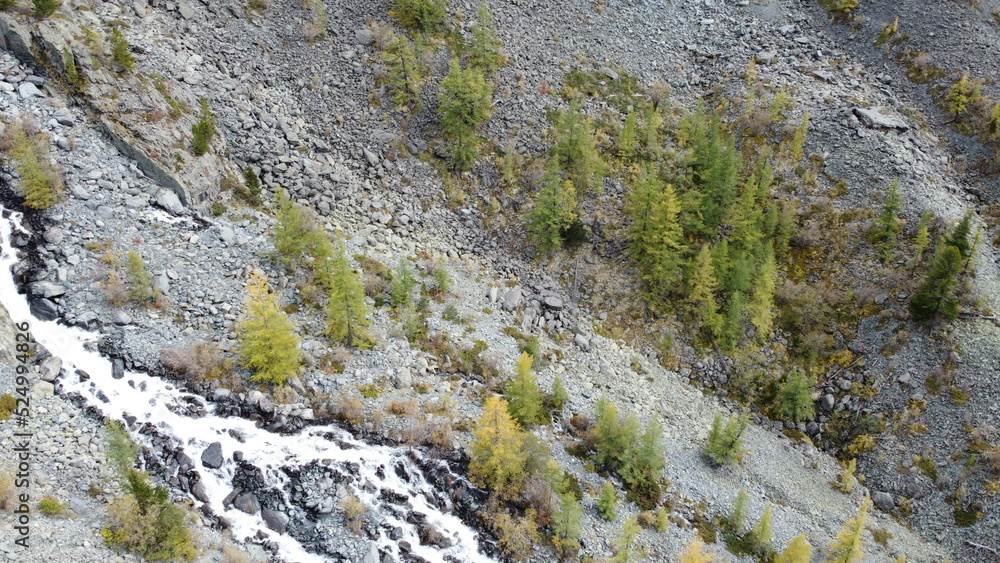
[747,504,774,555]
[618,108,638,160]
[908,243,962,322]
[825,496,870,563]
[505,352,545,426]
[526,162,577,254]
[438,58,492,170]
[872,180,901,260]
[774,371,815,422]
[619,419,666,497]
[747,244,777,341]
[272,188,314,270]
[689,245,724,339]
[610,516,642,563]
[323,237,372,348]
[469,395,528,499]
[687,110,740,234]
[598,480,618,521]
[552,489,583,558]
[382,35,424,113]
[946,211,975,263]
[237,270,301,385]
[467,1,507,75]
[627,164,685,298]
[125,250,154,303]
[728,489,749,534]
[553,101,604,193]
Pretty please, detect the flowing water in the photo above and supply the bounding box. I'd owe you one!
[0,206,495,563]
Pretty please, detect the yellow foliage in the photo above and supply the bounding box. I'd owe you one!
[468,395,528,499]
[678,536,715,563]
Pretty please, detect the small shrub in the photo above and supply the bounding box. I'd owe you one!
[0,119,64,209]
[126,250,155,303]
[221,545,249,563]
[0,466,15,510]
[39,495,66,516]
[403,417,453,449]
[597,481,617,521]
[160,341,232,381]
[101,270,130,307]
[0,394,16,420]
[390,0,447,33]
[703,412,748,467]
[110,27,135,71]
[358,384,382,399]
[386,400,417,416]
[333,393,364,425]
[339,493,366,535]
[101,471,197,562]
[0,0,17,10]
[32,0,61,18]
[246,0,269,13]
[832,458,858,494]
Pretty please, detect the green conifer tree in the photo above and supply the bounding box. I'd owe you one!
[619,419,666,500]
[467,1,507,75]
[438,58,492,170]
[32,0,60,18]
[598,481,618,521]
[748,504,774,555]
[553,101,604,193]
[728,489,749,534]
[688,110,740,234]
[618,108,638,160]
[382,35,424,113]
[552,489,583,558]
[110,27,135,71]
[610,516,642,563]
[642,106,662,158]
[323,237,372,348]
[272,188,313,270]
[627,164,684,298]
[774,371,815,423]
[872,180,901,260]
[908,210,932,268]
[236,270,301,385]
[389,257,417,308]
[703,412,748,466]
[505,352,546,426]
[242,166,263,207]
[689,245,724,339]
[747,245,777,341]
[191,98,216,156]
[550,376,568,412]
[526,162,578,254]
[125,250,154,303]
[946,211,975,263]
[825,496,870,563]
[391,0,447,33]
[908,243,963,322]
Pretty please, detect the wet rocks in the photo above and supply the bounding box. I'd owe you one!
[201,441,224,469]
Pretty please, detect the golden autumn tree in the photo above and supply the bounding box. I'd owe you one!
[678,536,715,563]
[468,395,528,499]
[236,269,301,385]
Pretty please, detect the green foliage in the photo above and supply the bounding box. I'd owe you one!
[323,237,373,348]
[0,394,16,420]
[703,412,748,466]
[389,258,417,307]
[592,396,666,506]
[598,481,618,521]
[469,395,528,499]
[683,108,740,234]
[526,162,578,254]
[241,166,263,207]
[627,164,684,300]
[990,102,1000,139]
[438,58,492,170]
[747,245,776,341]
[102,469,197,561]
[467,1,507,75]
[689,245,724,340]
[747,504,774,556]
[2,120,64,209]
[381,35,424,113]
[909,210,933,267]
[237,270,301,385]
[391,0,447,33]
[610,516,642,563]
[32,0,61,18]
[788,111,809,163]
[125,250,154,303]
[190,98,216,156]
[505,352,546,426]
[655,506,669,532]
[774,371,815,423]
[871,180,901,260]
[822,0,858,16]
[61,47,83,89]
[39,495,66,515]
[946,211,975,261]
[552,489,583,559]
[271,188,320,270]
[727,489,748,534]
[110,27,135,71]
[908,244,962,322]
[552,101,604,193]
[825,496,870,563]
[432,263,450,294]
[944,73,980,118]
[105,420,139,475]
[549,376,569,413]
[832,458,858,494]
[0,0,16,10]
[775,534,812,563]
[618,108,638,160]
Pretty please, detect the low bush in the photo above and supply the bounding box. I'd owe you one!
[0,119,64,209]
[703,412,749,467]
[39,495,66,516]
[0,394,16,420]
[160,341,232,381]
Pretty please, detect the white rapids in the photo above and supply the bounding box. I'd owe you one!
[0,206,495,563]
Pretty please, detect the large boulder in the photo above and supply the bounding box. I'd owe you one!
[200,442,224,469]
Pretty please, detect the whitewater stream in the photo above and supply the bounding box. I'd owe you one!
[0,206,495,563]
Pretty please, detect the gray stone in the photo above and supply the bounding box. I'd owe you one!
[262,508,289,534]
[17,82,43,99]
[68,498,88,515]
[821,394,836,411]
[362,543,380,563]
[39,356,62,382]
[124,196,147,210]
[111,358,125,380]
[362,147,379,167]
[218,226,235,244]
[394,367,412,389]
[502,287,522,311]
[191,480,210,503]
[233,491,260,515]
[574,333,591,352]
[600,66,619,81]
[33,381,54,394]
[543,295,564,310]
[873,491,895,511]
[178,0,195,19]
[70,185,91,199]
[112,311,133,325]
[42,227,63,245]
[355,28,375,45]
[854,107,909,131]
[29,281,67,299]
[96,205,114,220]
[155,189,185,214]
[154,273,170,295]
[201,442,224,469]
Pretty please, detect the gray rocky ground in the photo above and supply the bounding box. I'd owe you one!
[1,0,1000,561]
